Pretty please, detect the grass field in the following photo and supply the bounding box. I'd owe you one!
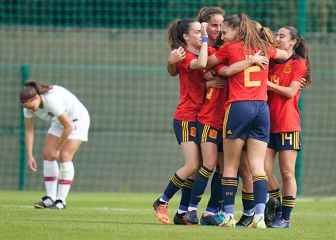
[0,191,335,240]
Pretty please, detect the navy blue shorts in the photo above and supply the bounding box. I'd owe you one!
[223,101,270,143]
[173,119,198,145]
[196,121,223,152]
[268,132,301,151]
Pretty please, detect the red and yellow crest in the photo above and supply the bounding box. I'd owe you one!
[283,64,292,74]
[209,129,218,139]
[190,127,197,137]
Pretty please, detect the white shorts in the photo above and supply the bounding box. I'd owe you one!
[47,113,90,142]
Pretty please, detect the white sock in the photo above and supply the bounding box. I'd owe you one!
[188,206,197,212]
[57,161,75,204]
[254,213,264,221]
[203,211,215,216]
[43,160,59,201]
[177,209,187,214]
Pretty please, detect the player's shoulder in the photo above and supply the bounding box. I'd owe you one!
[291,56,306,65]
[218,41,244,56]
[42,85,65,104]
[225,41,243,50]
[184,49,197,60]
[290,56,307,71]
[208,46,217,55]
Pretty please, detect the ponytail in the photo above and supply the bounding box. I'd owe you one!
[167,19,194,50]
[284,26,311,85]
[238,13,270,56]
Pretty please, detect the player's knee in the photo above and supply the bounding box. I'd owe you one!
[42,149,53,160]
[185,162,199,174]
[60,151,74,161]
[253,169,266,177]
[281,170,295,182]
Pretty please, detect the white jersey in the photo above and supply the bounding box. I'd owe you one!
[24,85,88,125]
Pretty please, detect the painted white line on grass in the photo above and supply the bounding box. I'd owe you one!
[297,197,336,202]
[1,205,152,213]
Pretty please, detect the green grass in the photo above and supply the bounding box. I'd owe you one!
[0,192,335,240]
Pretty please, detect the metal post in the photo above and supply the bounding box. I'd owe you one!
[19,64,30,190]
[295,0,306,195]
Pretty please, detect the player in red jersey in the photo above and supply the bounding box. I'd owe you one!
[167,7,225,226]
[152,19,209,224]
[207,13,291,228]
[235,21,280,228]
[265,26,310,228]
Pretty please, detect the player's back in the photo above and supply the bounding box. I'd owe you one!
[216,41,274,102]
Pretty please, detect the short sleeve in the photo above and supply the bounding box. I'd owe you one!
[208,47,216,56]
[23,108,33,118]
[177,52,195,72]
[44,94,66,117]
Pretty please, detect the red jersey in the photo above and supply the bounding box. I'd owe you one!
[197,63,228,130]
[268,57,307,132]
[215,41,276,102]
[174,49,207,121]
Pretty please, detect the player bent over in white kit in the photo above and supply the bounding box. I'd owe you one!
[20,81,90,209]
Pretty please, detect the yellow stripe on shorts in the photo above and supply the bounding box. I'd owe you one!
[223,104,231,138]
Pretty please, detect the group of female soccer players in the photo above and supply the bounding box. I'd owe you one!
[153,6,310,229]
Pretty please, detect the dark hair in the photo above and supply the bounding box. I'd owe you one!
[284,26,311,84]
[20,80,52,103]
[213,32,224,49]
[167,19,194,50]
[224,13,271,56]
[197,6,225,22]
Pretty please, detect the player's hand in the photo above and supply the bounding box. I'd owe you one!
[206,78,226,89]
[200,22,208,36]
[298,77,308,89]
[168,47,185,64]
[28,157,37,172]
[249,50,269,68]
[203,70,215,81]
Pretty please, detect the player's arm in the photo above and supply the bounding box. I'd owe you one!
[273,48,292,60]
[190,23,208,70]
[25,117,37,171]
[207,54,221,69]
[217,51,269,77]
[267,80,303,98]
[167,47,186,76]
[167,63,178,76]
[56,113,73,150]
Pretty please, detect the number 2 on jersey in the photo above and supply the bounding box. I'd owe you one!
[244,66,261,87]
